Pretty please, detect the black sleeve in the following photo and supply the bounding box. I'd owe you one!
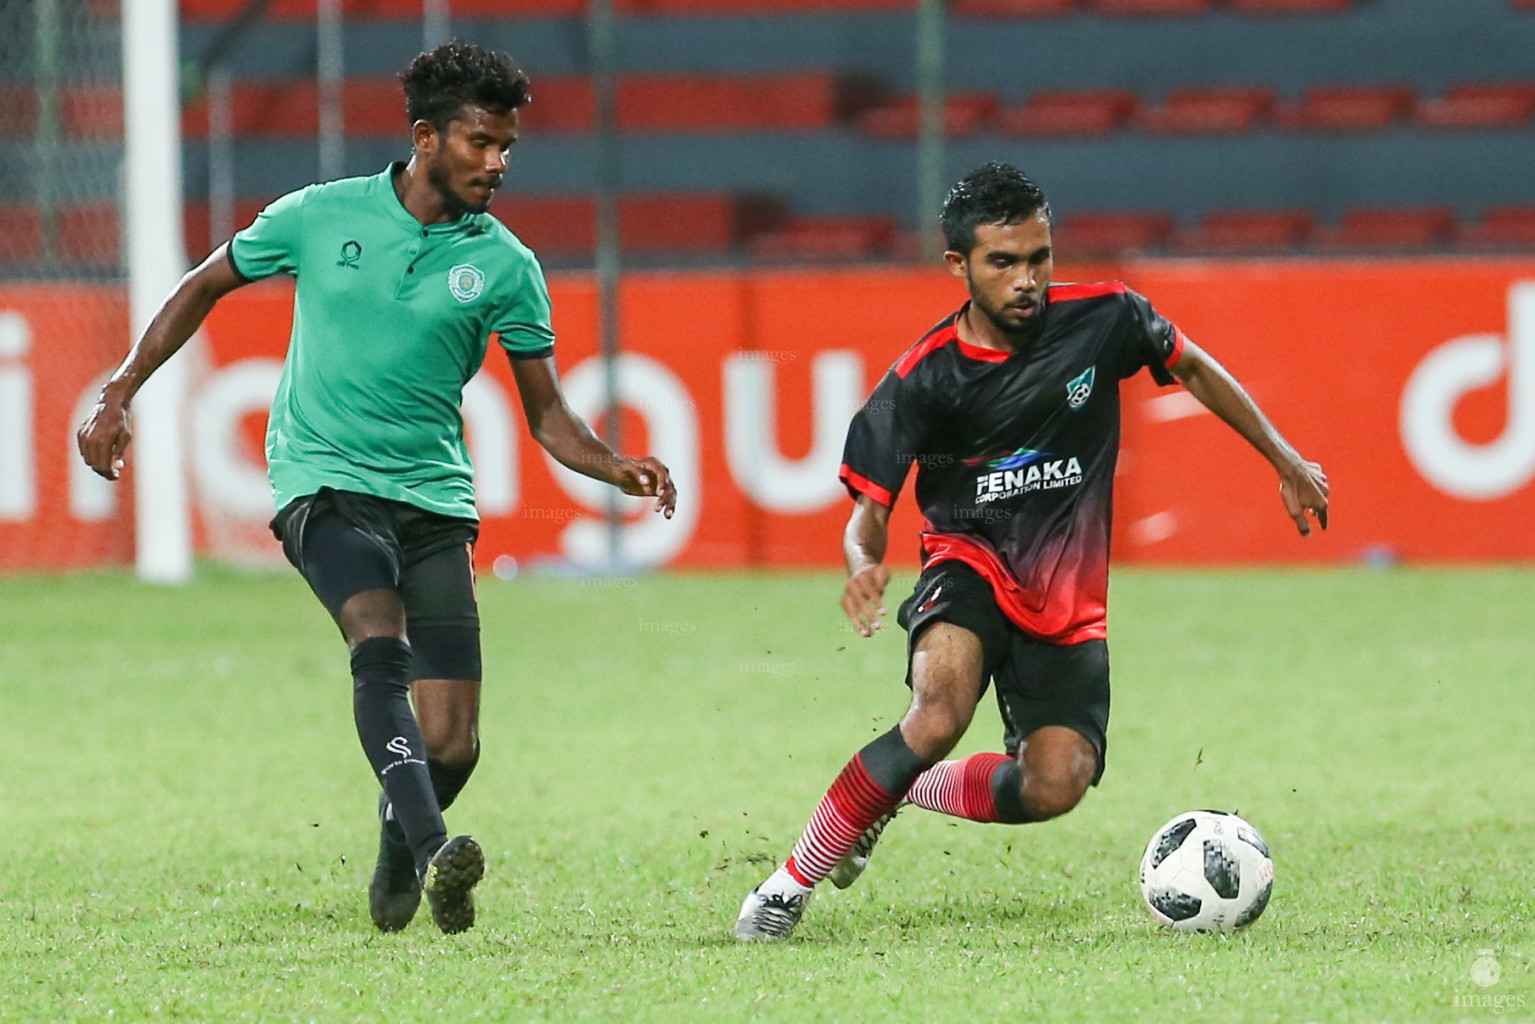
[1119,289,1185,385]
[839,368,928,508]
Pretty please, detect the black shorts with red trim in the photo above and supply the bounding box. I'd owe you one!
[896,560,1110,785]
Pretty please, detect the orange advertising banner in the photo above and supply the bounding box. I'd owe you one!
[3,259,1533,572]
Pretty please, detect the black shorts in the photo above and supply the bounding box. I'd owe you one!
[897,561,1110,785]
[270,487,482,680]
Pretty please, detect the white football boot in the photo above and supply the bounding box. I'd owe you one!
[733,869,810,941]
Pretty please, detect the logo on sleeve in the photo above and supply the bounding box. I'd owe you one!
[337,240,362,268]
[1066,365,1096,409]
[448,263,485,303]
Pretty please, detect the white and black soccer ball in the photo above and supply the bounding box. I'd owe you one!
[1139,810,1274,933]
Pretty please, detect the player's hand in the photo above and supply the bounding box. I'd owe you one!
[1279,458,1329,537]
[615,456,677,519]
[77,395,132,481]
[842,563,890,638]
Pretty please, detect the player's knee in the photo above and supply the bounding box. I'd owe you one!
[1020,768,1091,821]
[425,733,478,767]
[901,701,974,760]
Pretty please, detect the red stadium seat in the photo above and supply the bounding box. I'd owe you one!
[0,86,37,136]
[1276,85,1415,131]
[749,217,896,262]
[1088,0,1212,14]
[1415,84,1535,129]
[1053,211,1172,256]
[1229,0,1353,11]
[0,204,42,263]
[857,93,999,138]
[1456,206,1535,250]
[58,203,119,266]
[951,0,1075,16]
[177,0,588,21]
[518,76,596,134]
[617,72,855,132]
[1176,210,1315,252]
[1136,87,1275,133]
[491,193,785,256]
[994,89,1138,136]
[1314,207,1455,250]
[182,199,271,259]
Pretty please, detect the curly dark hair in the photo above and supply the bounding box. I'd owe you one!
[400,41,531,132]
[940,162,1051,253]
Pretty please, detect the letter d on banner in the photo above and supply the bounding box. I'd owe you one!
[1401,282,1535,500]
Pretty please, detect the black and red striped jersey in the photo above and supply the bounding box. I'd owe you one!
[839,281,1187,644]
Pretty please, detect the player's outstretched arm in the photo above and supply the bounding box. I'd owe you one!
[1170,339,1329,537]
[77,243,249,481]
[842,495,893,637]
[508,354,677,518]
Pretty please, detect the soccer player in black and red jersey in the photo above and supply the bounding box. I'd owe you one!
[733,162,1329,941]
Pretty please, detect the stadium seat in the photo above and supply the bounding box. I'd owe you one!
[182,199,271,259]
[1314,207,1456,250]
[1415,84,1535,129]
[993,89,1138,136]
[1276,85,1415,131]
[0,87,36,136]
[176,0,587,20]
[1175,210,1315,252]
[1088,0,1213,14]
[497,193,785,256]
[1229,0,1353,11]
[0,204,42,263]
[1053,211,1172,256]
[749,216,896,262]
[950,0,1076,17]
[517,76,596,134]
[1456,206,1535,250]
[857,93,999,138]
[616,72,871,132]
[1136,88,1275,133]
[58,202,119,266]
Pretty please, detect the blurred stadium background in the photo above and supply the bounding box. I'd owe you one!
[2,0,1534,575]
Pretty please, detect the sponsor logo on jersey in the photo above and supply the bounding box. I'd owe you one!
[448,263,485,303]
[918,585,943,614]
[337,239,362,268]
[961,446,1047,471]
[1066,365,1096,410]
[973,450,1084,503]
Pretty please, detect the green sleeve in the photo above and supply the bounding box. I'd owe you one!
[228,187,310,281]
[492,253,556,358]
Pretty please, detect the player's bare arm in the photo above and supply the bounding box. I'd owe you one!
[842,494,892,637]
[1171,338,1329,536]
[509,354,677,518]
[77,243,248,481]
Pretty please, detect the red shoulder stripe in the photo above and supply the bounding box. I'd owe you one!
[1048,281,1127,303]
[839,464,895,507]
[1168,326,1188,368]
[894,323,957,379]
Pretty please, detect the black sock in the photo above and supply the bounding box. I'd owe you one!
[351,637,446,869]
[429,741,480,812]
[859,725,933,796]
[990,758,1038,824]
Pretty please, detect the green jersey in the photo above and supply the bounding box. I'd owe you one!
[229,163,555,521]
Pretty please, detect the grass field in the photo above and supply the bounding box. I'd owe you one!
[2,566,1532,1022]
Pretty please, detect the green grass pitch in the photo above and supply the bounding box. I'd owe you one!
[2,566,1531,1022]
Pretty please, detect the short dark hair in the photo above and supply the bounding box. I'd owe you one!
[401,41,531,132]
[940,162,1051,253]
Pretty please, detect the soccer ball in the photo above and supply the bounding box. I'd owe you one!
[1139,810,1274,933]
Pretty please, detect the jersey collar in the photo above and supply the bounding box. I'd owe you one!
[377,162,490,237]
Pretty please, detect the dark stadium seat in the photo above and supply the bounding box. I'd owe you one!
[1314,207,1456,251]
[1415,84,1535,129]
[1456,206,1535,250]
[1276,85,1415,131]
[0,204,41,263]
[951,0,1076,16]
[1088,0,1213,15]
[1175,210,1315,252]
[749,216,896,261]
[1229,0,1353,11]
[993,89,1138,136]
[857,94,999,138]
[1053,211,1173,256]
[1136,88,1275,133]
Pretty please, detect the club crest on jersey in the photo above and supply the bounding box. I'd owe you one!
[1066,366,1096,410]
[448,263,485,303]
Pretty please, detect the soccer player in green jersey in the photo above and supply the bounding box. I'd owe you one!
[77,42,677,935]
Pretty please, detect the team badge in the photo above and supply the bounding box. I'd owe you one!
[448,263,485,303]
[1066,366,1096,410]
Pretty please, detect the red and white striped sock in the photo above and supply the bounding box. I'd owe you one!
[782,752,904,888]
[906,752,1012,823]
